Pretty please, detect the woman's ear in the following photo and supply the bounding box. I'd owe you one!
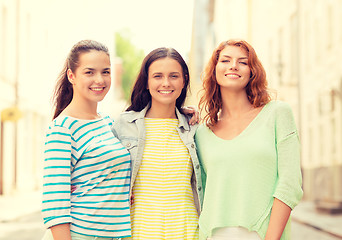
[67,69,75,84]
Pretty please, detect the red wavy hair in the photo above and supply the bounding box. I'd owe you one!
[199,39,271,127]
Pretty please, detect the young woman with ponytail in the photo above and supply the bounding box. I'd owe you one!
[41,40,131,240]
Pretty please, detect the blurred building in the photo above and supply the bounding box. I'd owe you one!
[0,0,49,196]
[0,0,122,200]
[190,0,342,212]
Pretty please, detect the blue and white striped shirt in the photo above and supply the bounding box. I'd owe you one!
[42,115,131,238]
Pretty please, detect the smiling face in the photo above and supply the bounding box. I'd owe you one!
[147,57,184,110]
[68,50,111,106]
[215,45,250,92]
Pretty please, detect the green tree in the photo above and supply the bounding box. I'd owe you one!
[115,30,145,100]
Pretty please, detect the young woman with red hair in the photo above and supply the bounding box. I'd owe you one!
[195,39,303,240]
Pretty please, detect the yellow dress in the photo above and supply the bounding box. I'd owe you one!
[130,118,199,239]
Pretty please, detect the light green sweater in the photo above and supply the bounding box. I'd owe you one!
[195,100,303,240]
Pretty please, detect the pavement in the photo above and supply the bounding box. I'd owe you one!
[1,192,342,239]
[292,201,342,238]
[0,190,42,223]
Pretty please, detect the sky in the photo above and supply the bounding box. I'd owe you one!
[44,0,194,60]
[29,0,194,112]
[111,0,195,57]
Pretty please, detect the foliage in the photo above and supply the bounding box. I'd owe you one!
[115,30,145,100]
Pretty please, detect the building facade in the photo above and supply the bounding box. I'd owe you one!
[190,0,342,211]
[0,0,52,196]
[0,0,120,199]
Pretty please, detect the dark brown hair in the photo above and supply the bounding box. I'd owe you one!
[126,47,190,112]
[52,40,109,119]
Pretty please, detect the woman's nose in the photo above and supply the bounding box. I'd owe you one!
[161,77,170,86]
[94,74,105,84]
[229,61,238,70]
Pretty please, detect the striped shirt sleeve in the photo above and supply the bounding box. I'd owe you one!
[42,124,72,228]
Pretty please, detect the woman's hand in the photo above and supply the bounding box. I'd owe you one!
[182,105,200,125]
[130,192,134,205]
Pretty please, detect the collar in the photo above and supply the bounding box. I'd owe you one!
[125,103,190,131]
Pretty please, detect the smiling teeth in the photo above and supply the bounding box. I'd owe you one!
[159,90,172,94]
[91,87,104,91]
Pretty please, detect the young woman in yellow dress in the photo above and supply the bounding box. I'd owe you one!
[113,47,203,239]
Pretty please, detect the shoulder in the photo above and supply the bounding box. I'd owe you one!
[100,114,115,126]
[114,111,142,132]
[273,100,296,120]
[267,100,293,113]
[262,100,295,121]
[196,124,207,132]
[268,101,298,139]
[195,124,212,148]
[45,117,73,142]
[189,123,199,132]
[195,124,210,137]
[175,107,198,130]
[48,116,72,132]
[118,110,141,122]
[113,111,142,138]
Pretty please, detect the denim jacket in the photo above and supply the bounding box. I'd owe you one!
[112,104,203,213]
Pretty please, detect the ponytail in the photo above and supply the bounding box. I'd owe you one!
[51,40,109,119]
[52,61,73,119]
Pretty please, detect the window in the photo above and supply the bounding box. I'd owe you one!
[331,117,336,158]
[0,6,7,79]
[277,28,284,86]
[25,14,31,73]
[290,13,298,80]
[327,4,333,49]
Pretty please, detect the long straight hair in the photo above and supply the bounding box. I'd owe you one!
[126,47,190,112]
[52,40,109,119]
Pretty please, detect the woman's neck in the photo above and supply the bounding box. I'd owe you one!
[219,89,254,119]
[145,102,177,119]
[62,99,99,120]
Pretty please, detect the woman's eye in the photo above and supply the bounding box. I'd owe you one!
[85,71,93,75]
[240,62,248,65]
[103,71,110,74]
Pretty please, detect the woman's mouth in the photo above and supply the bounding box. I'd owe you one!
[90,87,105,92]
[158,90,174,94]
[225,73,240,78]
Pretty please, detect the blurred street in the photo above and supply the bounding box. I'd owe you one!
[0,211,45,240]
[292,221,342,240]
[0,210,341,240]
[0,191,45,240]
[0,192,342,240]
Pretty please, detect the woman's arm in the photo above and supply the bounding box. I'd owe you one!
[266,102,303,239]
[264,198,291,240]
[42,125,73,235]
[50,223,72,240]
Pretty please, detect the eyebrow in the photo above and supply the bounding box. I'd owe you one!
[83,67,111,71]
[222,55,248,60]
[151,72,180,75]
